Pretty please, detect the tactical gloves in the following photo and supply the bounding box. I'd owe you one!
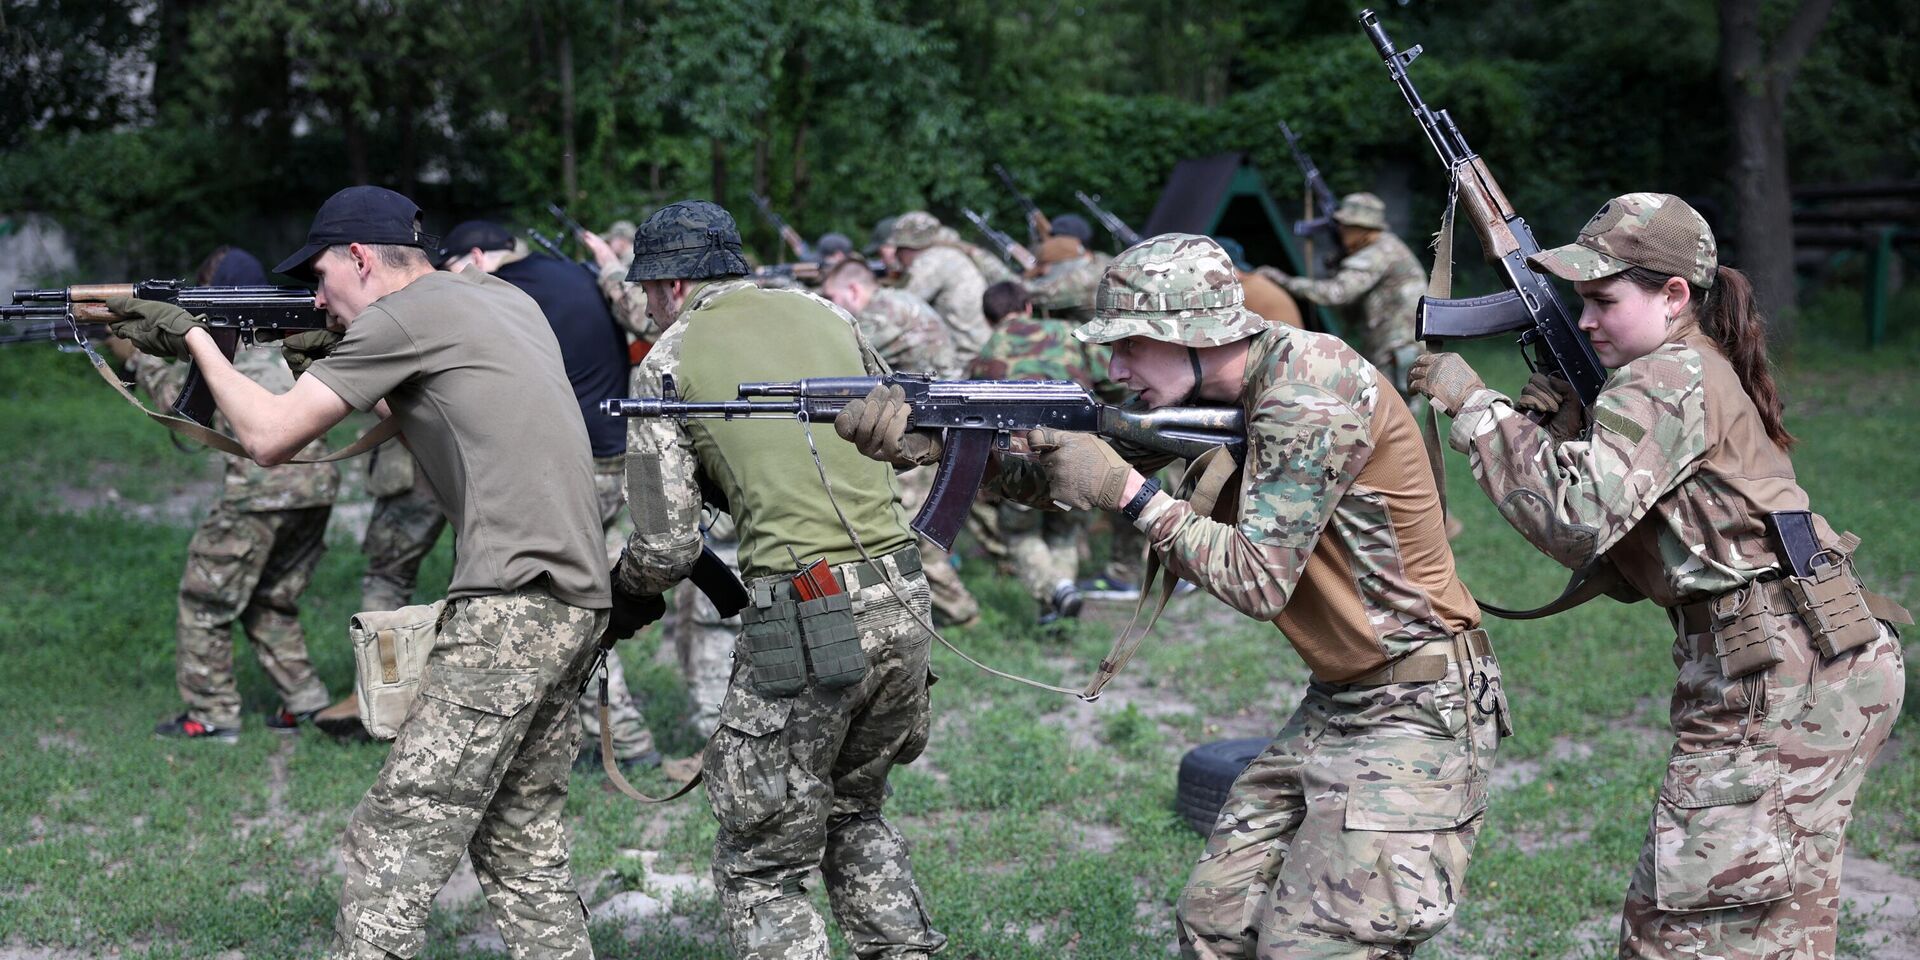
[1407,351,1487,417]
[834,383,943,467]
[1515,373,1586,442]
[1028,428,1135,511]
[279,329,344,377]
[607,557,667,641]
[105,297,204,360]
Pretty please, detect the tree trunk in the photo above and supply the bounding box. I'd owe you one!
[559,24,578,203]
[790,47,814,212]
[1717,0,1836,340]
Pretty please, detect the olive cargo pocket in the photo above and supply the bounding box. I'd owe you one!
[798,592,866,690]
[738,599,805,697]
[706,687,794,836]
[1652,743,1795,912]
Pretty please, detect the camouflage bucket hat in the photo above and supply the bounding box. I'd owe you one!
[1528,192,1717,289]
[1076,234,1270,348]
[626,199,751,282]
[888,211,944,249]
[1330,192,1388,230]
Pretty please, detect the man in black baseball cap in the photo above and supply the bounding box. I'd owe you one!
[433,219,518,270]
[274,185,439,283]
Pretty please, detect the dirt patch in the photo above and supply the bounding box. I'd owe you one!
[1841,853,1920,956]
[54,479,217,527]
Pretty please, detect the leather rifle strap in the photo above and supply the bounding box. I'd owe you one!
[599,670,704,804]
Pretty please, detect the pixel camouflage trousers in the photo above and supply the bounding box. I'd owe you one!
[329,586,607,960]
[707,565,945,960]
[176,503,332,728]
[1178,653,1506,960]
[1617,617,1904,959]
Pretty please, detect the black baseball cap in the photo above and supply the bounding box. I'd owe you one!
[435,220,516,267]
[274,186,438,282]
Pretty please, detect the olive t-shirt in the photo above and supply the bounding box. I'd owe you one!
[308,269,611,608]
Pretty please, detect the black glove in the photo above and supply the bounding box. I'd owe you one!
[608,587,666,641]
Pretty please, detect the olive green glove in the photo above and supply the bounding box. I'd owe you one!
[279,329,344,377]
[105,296,204,360]
[1406,351,1487,417]
[1515,373,1586,442]
[1028,427,1134,511]
[833,383,943,467]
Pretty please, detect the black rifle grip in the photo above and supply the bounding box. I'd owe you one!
[171,326,241,427]
[910,429,993,552]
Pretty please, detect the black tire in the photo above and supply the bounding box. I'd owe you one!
[1175,738,1269,836]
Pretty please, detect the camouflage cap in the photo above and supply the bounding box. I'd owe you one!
[888,211,944,249]
[1075,234,1271,348]
[1330,192,1388,230]
[605,220,638,241]
[625,199,750,282]
[1528,192,1717,289]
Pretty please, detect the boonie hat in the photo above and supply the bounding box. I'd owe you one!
[1329,192,1388,231]
[888,211,944,249]
[1075,233,1270,348]
[625,199,751,283]
[275,186,437,282]
[1528,192,1718,289]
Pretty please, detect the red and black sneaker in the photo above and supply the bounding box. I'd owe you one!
[154,713,239,744]
[265,706,318,731]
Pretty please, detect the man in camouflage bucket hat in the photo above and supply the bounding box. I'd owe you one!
[617,200,948,960]
[889,211,996,363]
[839,233,1508,960]
[1258,191,1429,397]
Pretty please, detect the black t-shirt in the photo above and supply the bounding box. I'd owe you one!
[495,254,631,457]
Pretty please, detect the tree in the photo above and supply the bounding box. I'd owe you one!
[1718,0,1836,337]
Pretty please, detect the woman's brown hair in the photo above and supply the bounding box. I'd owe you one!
[1620,265,1795,450]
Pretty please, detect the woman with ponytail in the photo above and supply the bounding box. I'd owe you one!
[1406,193,1908,958]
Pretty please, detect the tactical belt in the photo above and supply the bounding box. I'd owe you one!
[1341,627,1492,687]
[1674,574,1910,635]
[746,545,923,606]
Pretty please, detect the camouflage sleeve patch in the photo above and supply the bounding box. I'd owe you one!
[619,328,704,594]
[1450,345,1708,568]
[1139,380,1373,619]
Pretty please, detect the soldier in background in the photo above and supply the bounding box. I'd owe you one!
[1213,237,1304,329]
[822,259,980,629]
[816,232,856,271]
[111,247,338,742]
[969,280,1098,627]
[889,211,995,365]
[1259,192,1424,395]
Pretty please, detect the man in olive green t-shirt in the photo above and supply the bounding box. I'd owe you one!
[613,200,947,960]
[107,185,622,960]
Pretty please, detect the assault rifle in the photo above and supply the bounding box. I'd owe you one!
[1278,120,1343,272]
[1073,191,1143,248]
[3,281,328,426]
[1360,10,1607,406]
[524,228,599,278]
[992,163,1045,245]
[959,208,1038,273]
[547,202,589,245]
[602,373,1245,551]
[747,192,816,262]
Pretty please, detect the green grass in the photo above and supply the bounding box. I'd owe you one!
[0,324,1915,958]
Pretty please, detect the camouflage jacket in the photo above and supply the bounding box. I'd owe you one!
[598,261,658,342]
[1028,253,1108,324]
[999,325,1478,681]
[1279,231,1425,366]
[857,288,961,378]
[129,349,339,512]
[966,316,1099,387]
[1448,318,1832,607]
[934,226,1019,286]
[902,245,992,363]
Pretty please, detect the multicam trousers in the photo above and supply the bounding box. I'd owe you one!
[1617,616,1904,959]
[999,500,1087,607]
[707,558,945,960]
[1178,651,1507,959]
[357,474,449,615]
[330,585,607,960]
[177,503,333,728]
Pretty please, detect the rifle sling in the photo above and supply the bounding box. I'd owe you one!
[1081,445,1238,700]
[89,348,397,462]
[598,668,704,804]
[1420,177,1609,621]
